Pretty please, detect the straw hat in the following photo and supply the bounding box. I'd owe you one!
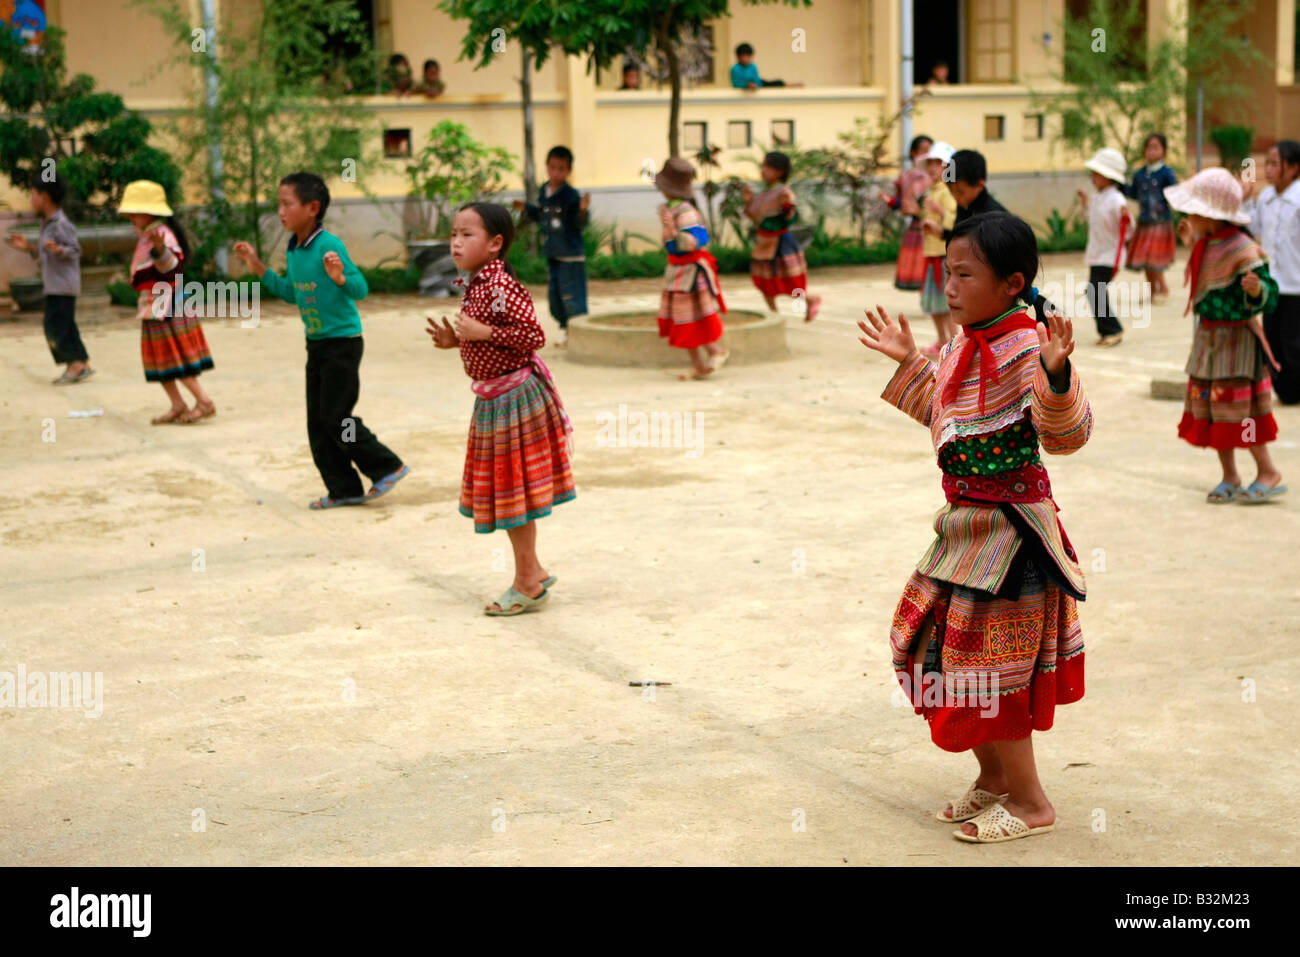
[118,180,173,217]
[1084,148,1128,184]
[653,158,696,199]
[918,141,956,164]
[1163,167,1251,225]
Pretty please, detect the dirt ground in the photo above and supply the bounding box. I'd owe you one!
[1,252,1296,865]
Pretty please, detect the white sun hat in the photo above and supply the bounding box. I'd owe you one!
[1084,148,1128,184]
[918,141,956,164]
[1163,167,1251,225]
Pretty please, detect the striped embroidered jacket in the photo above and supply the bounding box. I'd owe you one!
[881,312,1092,596]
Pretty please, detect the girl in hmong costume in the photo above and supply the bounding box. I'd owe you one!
[742,151,822,321]
[1122,133,1178,303]
[427,202,574,616]
[1164,168,1285,503]
[859,212,1090,844]
[653,158,729,380]
[879,134,934,291]
[915,142,959,358]
[120,180,216,424]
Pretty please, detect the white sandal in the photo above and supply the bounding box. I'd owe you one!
[953,802,1055,843]
[935,785,1009,823]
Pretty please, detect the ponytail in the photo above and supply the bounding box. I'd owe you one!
[165,215,191,263]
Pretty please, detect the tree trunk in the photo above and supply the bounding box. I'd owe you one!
[659,16,681,157]
[521,46,537,206]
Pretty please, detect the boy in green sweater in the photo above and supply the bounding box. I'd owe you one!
[234,172,408,509]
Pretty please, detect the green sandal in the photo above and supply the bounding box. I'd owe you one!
[484,586,549,617]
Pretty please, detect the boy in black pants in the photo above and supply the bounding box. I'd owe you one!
[513,146,590,347]
[5,178,91,384]
[234,172,408,509]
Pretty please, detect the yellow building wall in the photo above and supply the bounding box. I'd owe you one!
[54,0,193,106]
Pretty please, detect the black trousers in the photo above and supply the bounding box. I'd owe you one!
[305,336,404,499]
[1087,266,1123,336]
[44,294,88,364]
[1264,294,1300,405]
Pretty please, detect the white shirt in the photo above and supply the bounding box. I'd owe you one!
[1085,185,1131,267]
[1250,180,1300,294]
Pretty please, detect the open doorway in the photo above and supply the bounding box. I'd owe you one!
[914,0,962,85]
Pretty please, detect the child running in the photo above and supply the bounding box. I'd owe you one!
[1123,133,1178,303]
[1166,167,1285,503]
[879,134,934,291]
[916,141,958,356]
[1252,140,1300,406]
[426,203,575,615]
[119,180,216,424]
[653,158,729,380]
[858,211,1091,844]
[742,150,821,321]
[1078,148,1131,347]
[234,172,408,509]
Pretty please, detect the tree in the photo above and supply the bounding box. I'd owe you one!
[402,121,515,239]
[1031,0,1267,166]
[135,0,380,268]
[0,25,180,220]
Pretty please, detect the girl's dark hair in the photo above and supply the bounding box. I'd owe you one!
[165,215,191,263]
[1145,132,1168,154]
[1275,139,1300,171]
[947,212,1039,295]
[763,151,792,181]
[909,135,933,156]
[460,202,517,277]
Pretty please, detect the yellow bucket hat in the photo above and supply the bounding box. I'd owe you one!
[118,180,173,217]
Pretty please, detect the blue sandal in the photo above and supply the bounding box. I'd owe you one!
[1239,480,1288,504]
[309,494,366,509]
[484,586,549,616]
[1206,481,1242,504]
[366,464,410,500]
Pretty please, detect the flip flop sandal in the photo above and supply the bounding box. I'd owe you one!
[151,409,188,425]
[194,399,217,419]
[67,367,95,384]
[366,464,410,500]
[1239,480,1287,504]
[935,785,1009,823]
[484,586,549,617]
[711,349,730,371]
[953,803,1055,843]
[1206,481,1244,504]
[805,298,821,323]
[541,574,556,589]
[309,494,367,509]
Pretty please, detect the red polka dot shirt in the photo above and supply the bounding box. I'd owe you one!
[454,258,546,381]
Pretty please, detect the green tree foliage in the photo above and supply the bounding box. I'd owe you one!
[1032,0,1267,165]
[0,26,180,220]
[403,121,515,239]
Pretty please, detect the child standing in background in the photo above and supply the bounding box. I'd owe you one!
[513,146,590,347]
[5,177,92,384]
[916,141,958,356]
[426,202,575,616]
[742,151,821,321]
[880,134,933,291]
[1078,148,1131,347]
[654,158,728,380]
[119,180,216,424]
[234,172,408,509]
[1123,133,1178,303]
[1252,140,1300,405]
[1166,168,1285,503]
[859,212,1091,844]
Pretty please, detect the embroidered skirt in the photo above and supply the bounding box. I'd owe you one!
[895,219,927,290]
[1126,221,1176,271]
[659,261,724,349]
[141,315,214,383]
[889,562,1085,753]
[920,256,948,315]
[750,231,808,297]
[1179,322,1278,449]
[459,373,575,533]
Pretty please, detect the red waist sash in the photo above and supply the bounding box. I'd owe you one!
[941,461,1053,505]
[667,249,728,314]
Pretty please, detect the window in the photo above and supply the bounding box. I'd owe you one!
[728,121,752,148]
[968,0,1013,83]
[771,120,795,146]
[1023,114,1044,140]
[984,115,1005,140]
[683,121,708,152]
[383,128,412,158]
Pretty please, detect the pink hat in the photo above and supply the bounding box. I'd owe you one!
[1163,167,1251,226]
